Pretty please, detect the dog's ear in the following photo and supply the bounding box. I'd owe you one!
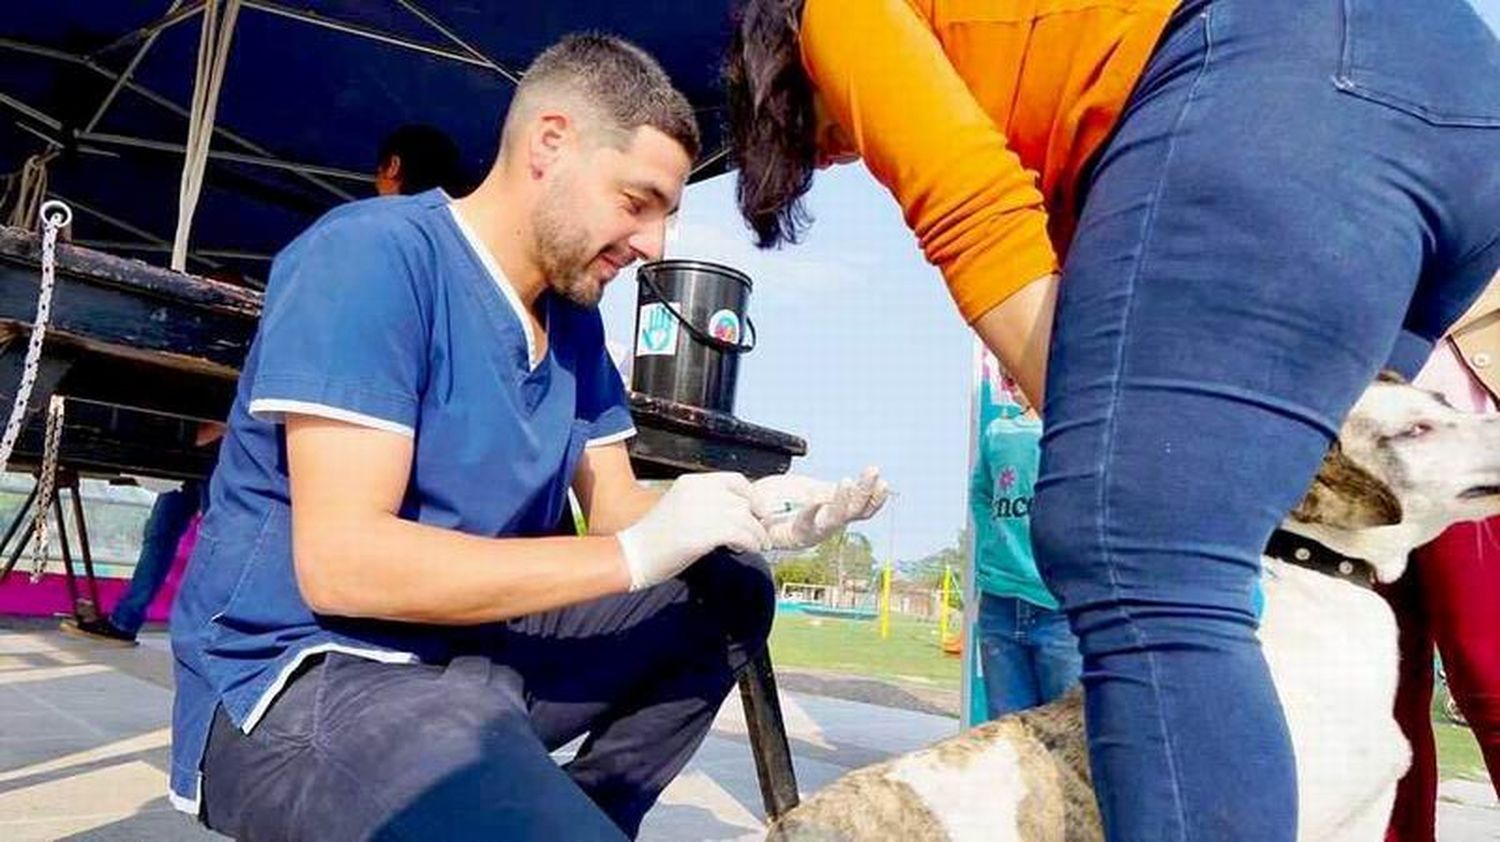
[1290,442,1404,529]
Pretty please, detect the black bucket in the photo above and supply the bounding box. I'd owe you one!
[631,259,756,413]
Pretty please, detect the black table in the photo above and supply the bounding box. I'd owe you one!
[0,226,804,820]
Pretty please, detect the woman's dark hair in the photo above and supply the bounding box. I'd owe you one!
[724,0,817,248]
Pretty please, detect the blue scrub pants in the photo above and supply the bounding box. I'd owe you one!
[198,549,773,841]
[1032,0,1500,839]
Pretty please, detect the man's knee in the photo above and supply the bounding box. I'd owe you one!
[689,548,774,654]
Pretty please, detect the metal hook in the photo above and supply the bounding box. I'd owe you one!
[39,200,72,230]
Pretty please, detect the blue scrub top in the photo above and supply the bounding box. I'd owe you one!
[168,190,634,810]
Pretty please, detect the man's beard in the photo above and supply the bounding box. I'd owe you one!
[532,178,605,308]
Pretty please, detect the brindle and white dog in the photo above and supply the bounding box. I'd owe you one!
[768,376,1500,842]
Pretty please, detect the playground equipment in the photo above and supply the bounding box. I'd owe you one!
[802,581,879,621]
[879,559,892,639]
[938,564,963,655]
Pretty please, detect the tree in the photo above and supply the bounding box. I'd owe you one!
[905,525,971,606]
[816,529,876,583]
[770,528,878,590]
[771,554,835,589]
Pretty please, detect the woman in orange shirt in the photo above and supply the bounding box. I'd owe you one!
[725,0,1500,838]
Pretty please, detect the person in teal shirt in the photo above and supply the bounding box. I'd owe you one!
[970,380,1081,719]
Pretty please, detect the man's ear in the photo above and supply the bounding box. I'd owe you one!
[1289,442,1403,529]
[527,113,571,177]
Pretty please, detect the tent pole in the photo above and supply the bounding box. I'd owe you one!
[241,0,492,70]
[89,2,206,59]
[394,0,521,83]
[85,0,190,134]
[82,132,374,182]
[0,38,358,202]
[0,91,63,132]
[54,192,225,272]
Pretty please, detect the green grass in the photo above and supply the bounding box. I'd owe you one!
[1433,691,1488,782]
[768,609,961,688]
[769,608,1489,783]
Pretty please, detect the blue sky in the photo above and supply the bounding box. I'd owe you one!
[599,167,974,563]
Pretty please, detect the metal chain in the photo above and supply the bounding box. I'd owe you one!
[0,200,71,475]
[30,394,65,582]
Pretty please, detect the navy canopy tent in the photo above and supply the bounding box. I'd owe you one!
[0,1,738,284]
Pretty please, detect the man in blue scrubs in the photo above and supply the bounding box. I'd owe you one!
[169,35,884,840]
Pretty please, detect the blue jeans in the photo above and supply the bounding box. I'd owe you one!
[977,593,1082,719]
[1032,1,1500,839]
[110,479,202,636]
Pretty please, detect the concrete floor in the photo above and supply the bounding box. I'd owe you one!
[0,626,1493,841]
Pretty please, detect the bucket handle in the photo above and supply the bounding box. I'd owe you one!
[637,267,757,354]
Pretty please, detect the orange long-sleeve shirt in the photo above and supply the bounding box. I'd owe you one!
[800,0,1178,322]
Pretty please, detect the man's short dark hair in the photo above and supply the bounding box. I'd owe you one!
[377,124,462,195]
[508,33,701,162]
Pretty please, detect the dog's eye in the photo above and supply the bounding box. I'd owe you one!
[1395,422,1433,439]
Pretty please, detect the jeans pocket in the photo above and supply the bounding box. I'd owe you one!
[250,656,323,745]
[1335,0,1500,126]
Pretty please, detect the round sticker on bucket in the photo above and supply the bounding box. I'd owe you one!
[708,309,741,345]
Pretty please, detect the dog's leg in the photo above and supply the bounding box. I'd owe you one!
[1320,783,1399,842]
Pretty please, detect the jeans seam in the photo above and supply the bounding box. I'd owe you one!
[313,743,417,842]
[1333,0,1500,128]
[1093,8,1215,839]
[305,661,418,842]
[1450,223,1500,282]
[311,655,330,746]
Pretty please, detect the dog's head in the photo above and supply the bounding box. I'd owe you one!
[1286,374,1500,581]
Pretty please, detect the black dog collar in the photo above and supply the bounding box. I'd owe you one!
[1266,529,1376,590]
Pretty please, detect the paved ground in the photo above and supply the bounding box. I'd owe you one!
[0,625,1493,841]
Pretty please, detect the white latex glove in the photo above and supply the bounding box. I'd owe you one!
[616,472,769,591]
[750,467,890,550]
